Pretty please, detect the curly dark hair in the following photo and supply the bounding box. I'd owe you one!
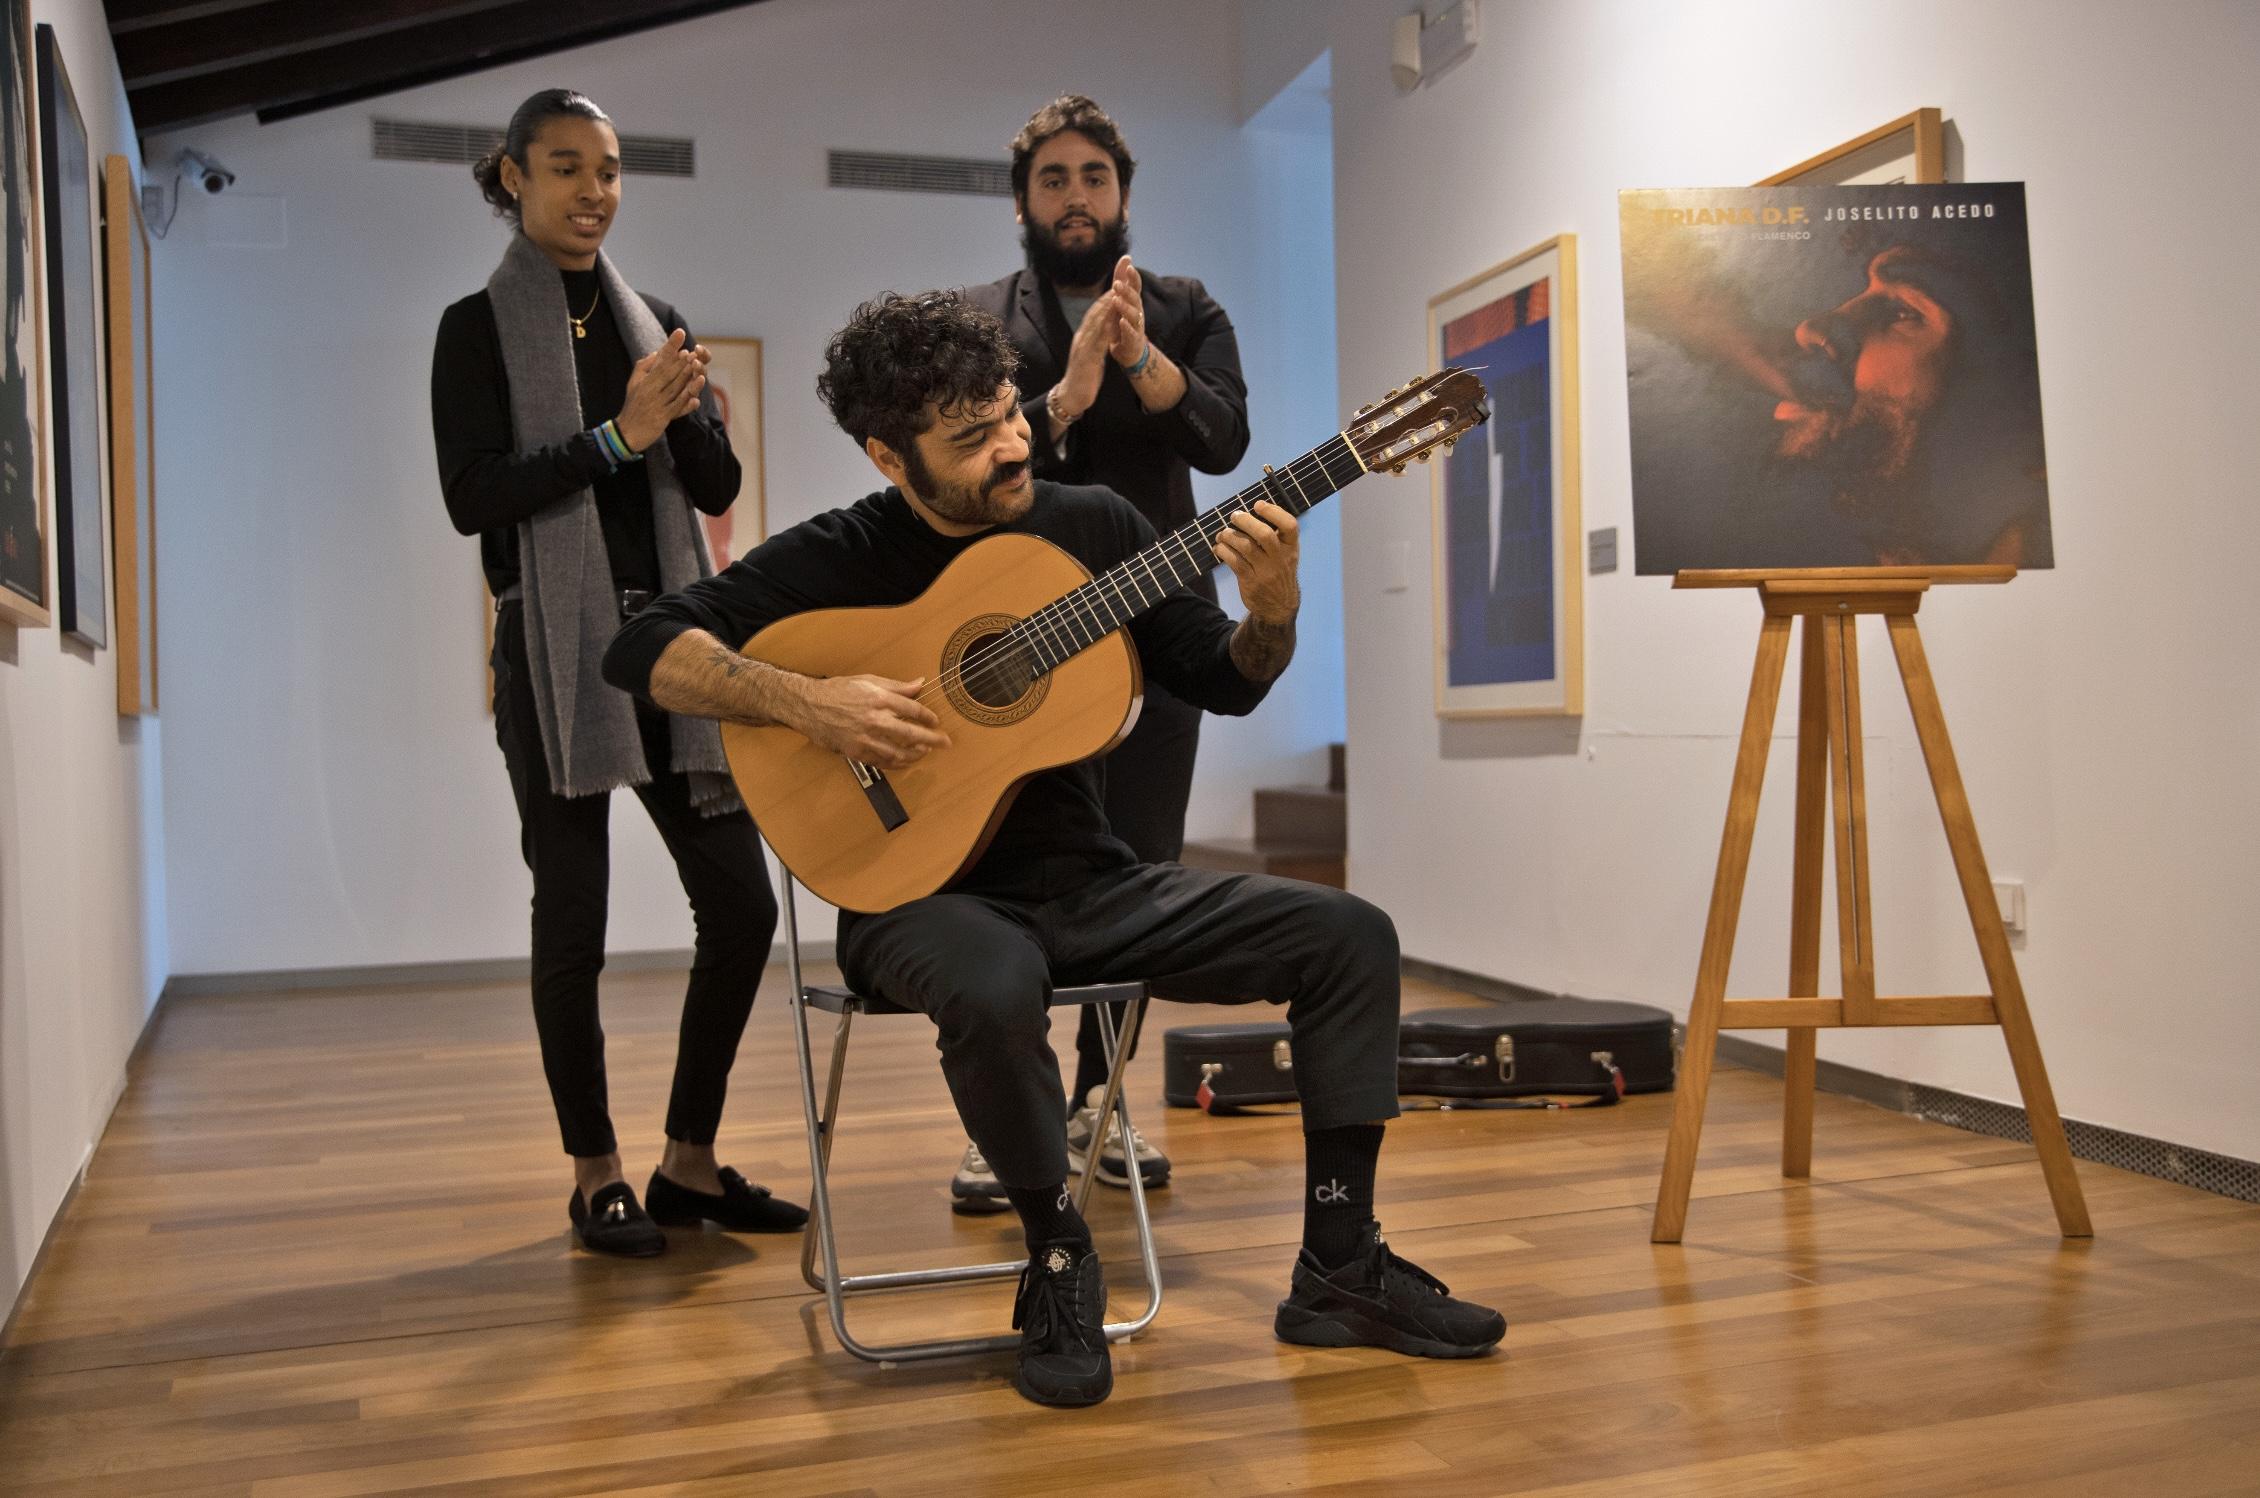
[816,291,1021,460]
[471,89,611,221]
[1008,94,1136,204]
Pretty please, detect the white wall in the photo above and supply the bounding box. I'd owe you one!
[149,0,1345,978]
[1309,0,2260,1161]
[0,0,159,1320]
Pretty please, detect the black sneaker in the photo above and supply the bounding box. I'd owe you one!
[567,1181,666,1258]
[1274,1224,1504,1358]
[1010,1241,1112,1407]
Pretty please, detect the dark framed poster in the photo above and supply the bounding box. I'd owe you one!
[105,154,155,714]
[1426,234,1583,717]
[1621,183,2050,573]
[0,0,47,627]
[38,24,101,645]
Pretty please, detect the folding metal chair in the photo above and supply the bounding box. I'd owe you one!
[774,859,1164,1364]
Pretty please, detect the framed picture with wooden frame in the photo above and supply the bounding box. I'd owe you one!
[0,0,50,628]
[695,334,765,566]
[1759,106,1945,187]
[104,154,155,714]
[1426,234,1582,717]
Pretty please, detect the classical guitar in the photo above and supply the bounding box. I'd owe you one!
[721,368,1491,913]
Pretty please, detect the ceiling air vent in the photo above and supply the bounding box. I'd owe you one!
[373,119,695,178]
[827,149,1011,197]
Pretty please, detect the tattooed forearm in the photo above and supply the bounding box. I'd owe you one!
[647,629,810,726]
[1228,611,1298,683]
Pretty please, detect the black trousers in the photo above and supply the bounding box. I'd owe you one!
[839,859,1402,1188]
[492,602,778,1158]
[1076,683,1202,1087]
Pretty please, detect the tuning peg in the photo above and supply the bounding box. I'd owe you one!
[1262,464,1274,474]
[1416,452,1430,463]
[1355,404,1374,416]
[1442,442,1456,454]
[1385,387,1400,399]
[1391,464,1406,476]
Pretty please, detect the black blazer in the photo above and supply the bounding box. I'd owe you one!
[967,268,1249,600]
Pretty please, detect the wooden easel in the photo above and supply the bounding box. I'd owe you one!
[1651,566,2092,1243]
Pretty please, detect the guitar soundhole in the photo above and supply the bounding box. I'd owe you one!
[942,613,1050,727]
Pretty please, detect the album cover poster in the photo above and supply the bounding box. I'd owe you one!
[1620,183,2050,574]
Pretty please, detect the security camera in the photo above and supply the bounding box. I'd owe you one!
[180,148,235,194]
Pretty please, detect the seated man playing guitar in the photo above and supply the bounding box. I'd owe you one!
[602,291,1503,1408]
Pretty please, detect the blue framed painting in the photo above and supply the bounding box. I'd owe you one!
[1427,234,1581,716]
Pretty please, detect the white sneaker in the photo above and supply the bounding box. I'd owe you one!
[950,1141,1011,1215]
[1065,1085,1171,1188]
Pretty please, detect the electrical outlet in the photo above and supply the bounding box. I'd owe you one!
[1992,879,2026,935]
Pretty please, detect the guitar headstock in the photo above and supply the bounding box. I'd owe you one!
[1345,367,1491,475]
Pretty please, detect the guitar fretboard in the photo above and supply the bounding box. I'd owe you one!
[1005,434,1365,675]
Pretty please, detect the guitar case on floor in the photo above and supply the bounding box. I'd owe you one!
[1162,998,1676,1113]
[1396,999,1675,1108]
[1162,1021,1297,1113]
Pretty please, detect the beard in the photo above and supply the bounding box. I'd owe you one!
[1023,210,1131,289]
[903,446,1034,528]
[1777,390,1926,502]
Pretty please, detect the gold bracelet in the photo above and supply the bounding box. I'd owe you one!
[1046,387,1081,429]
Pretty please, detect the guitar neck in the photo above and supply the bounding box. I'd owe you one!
[1012,433,1365,673]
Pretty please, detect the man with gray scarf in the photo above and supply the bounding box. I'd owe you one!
[431,88,805,1257]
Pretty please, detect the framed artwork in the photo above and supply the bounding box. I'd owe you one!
[1426,234,1582,717]
[39,26,102,646]
[105,154,155,714]
[696,334,765,564]
[1620,182,2049,573]
[1760,107,1945,187]
[0,0,48,627]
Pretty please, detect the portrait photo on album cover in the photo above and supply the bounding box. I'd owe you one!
[1620,182,2051,575]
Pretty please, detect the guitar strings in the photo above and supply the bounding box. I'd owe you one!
[899,436,1362,719]
[905,438,1350,714]
[835,378,1463,781]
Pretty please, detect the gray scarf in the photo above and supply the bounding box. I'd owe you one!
[486,232,739,813]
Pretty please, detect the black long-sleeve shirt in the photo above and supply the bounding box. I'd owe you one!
[603,481,1270,884]
[430,267,740,596]
[966,269,1249,604]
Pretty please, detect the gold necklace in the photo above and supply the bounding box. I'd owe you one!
[569,285,601,339]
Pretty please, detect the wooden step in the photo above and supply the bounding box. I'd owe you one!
[1180,838,1345,889]
[1253,785,1345,850]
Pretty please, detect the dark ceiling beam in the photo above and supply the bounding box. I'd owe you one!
[105,0,272,35]
[126,0,766,134]
[117,0,528,89]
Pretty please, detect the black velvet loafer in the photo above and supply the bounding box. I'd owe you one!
[568,1181,666,1258]
[645,1166,810,1233]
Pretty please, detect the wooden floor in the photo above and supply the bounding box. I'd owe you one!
[4,967,2259,1497]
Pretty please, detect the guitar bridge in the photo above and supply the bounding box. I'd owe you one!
[849,760,909,832]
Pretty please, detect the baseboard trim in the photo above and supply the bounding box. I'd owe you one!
[1403,954,2260,1206]
[161,939,837,1001]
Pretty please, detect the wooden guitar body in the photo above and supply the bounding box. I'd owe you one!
[720,532,1141,914]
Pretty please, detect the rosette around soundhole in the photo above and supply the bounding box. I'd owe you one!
[941,613,1050,726]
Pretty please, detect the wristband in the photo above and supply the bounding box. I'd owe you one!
[1125,342,1154,379]
[1045,386,1082,431]
[597,419,645,467]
